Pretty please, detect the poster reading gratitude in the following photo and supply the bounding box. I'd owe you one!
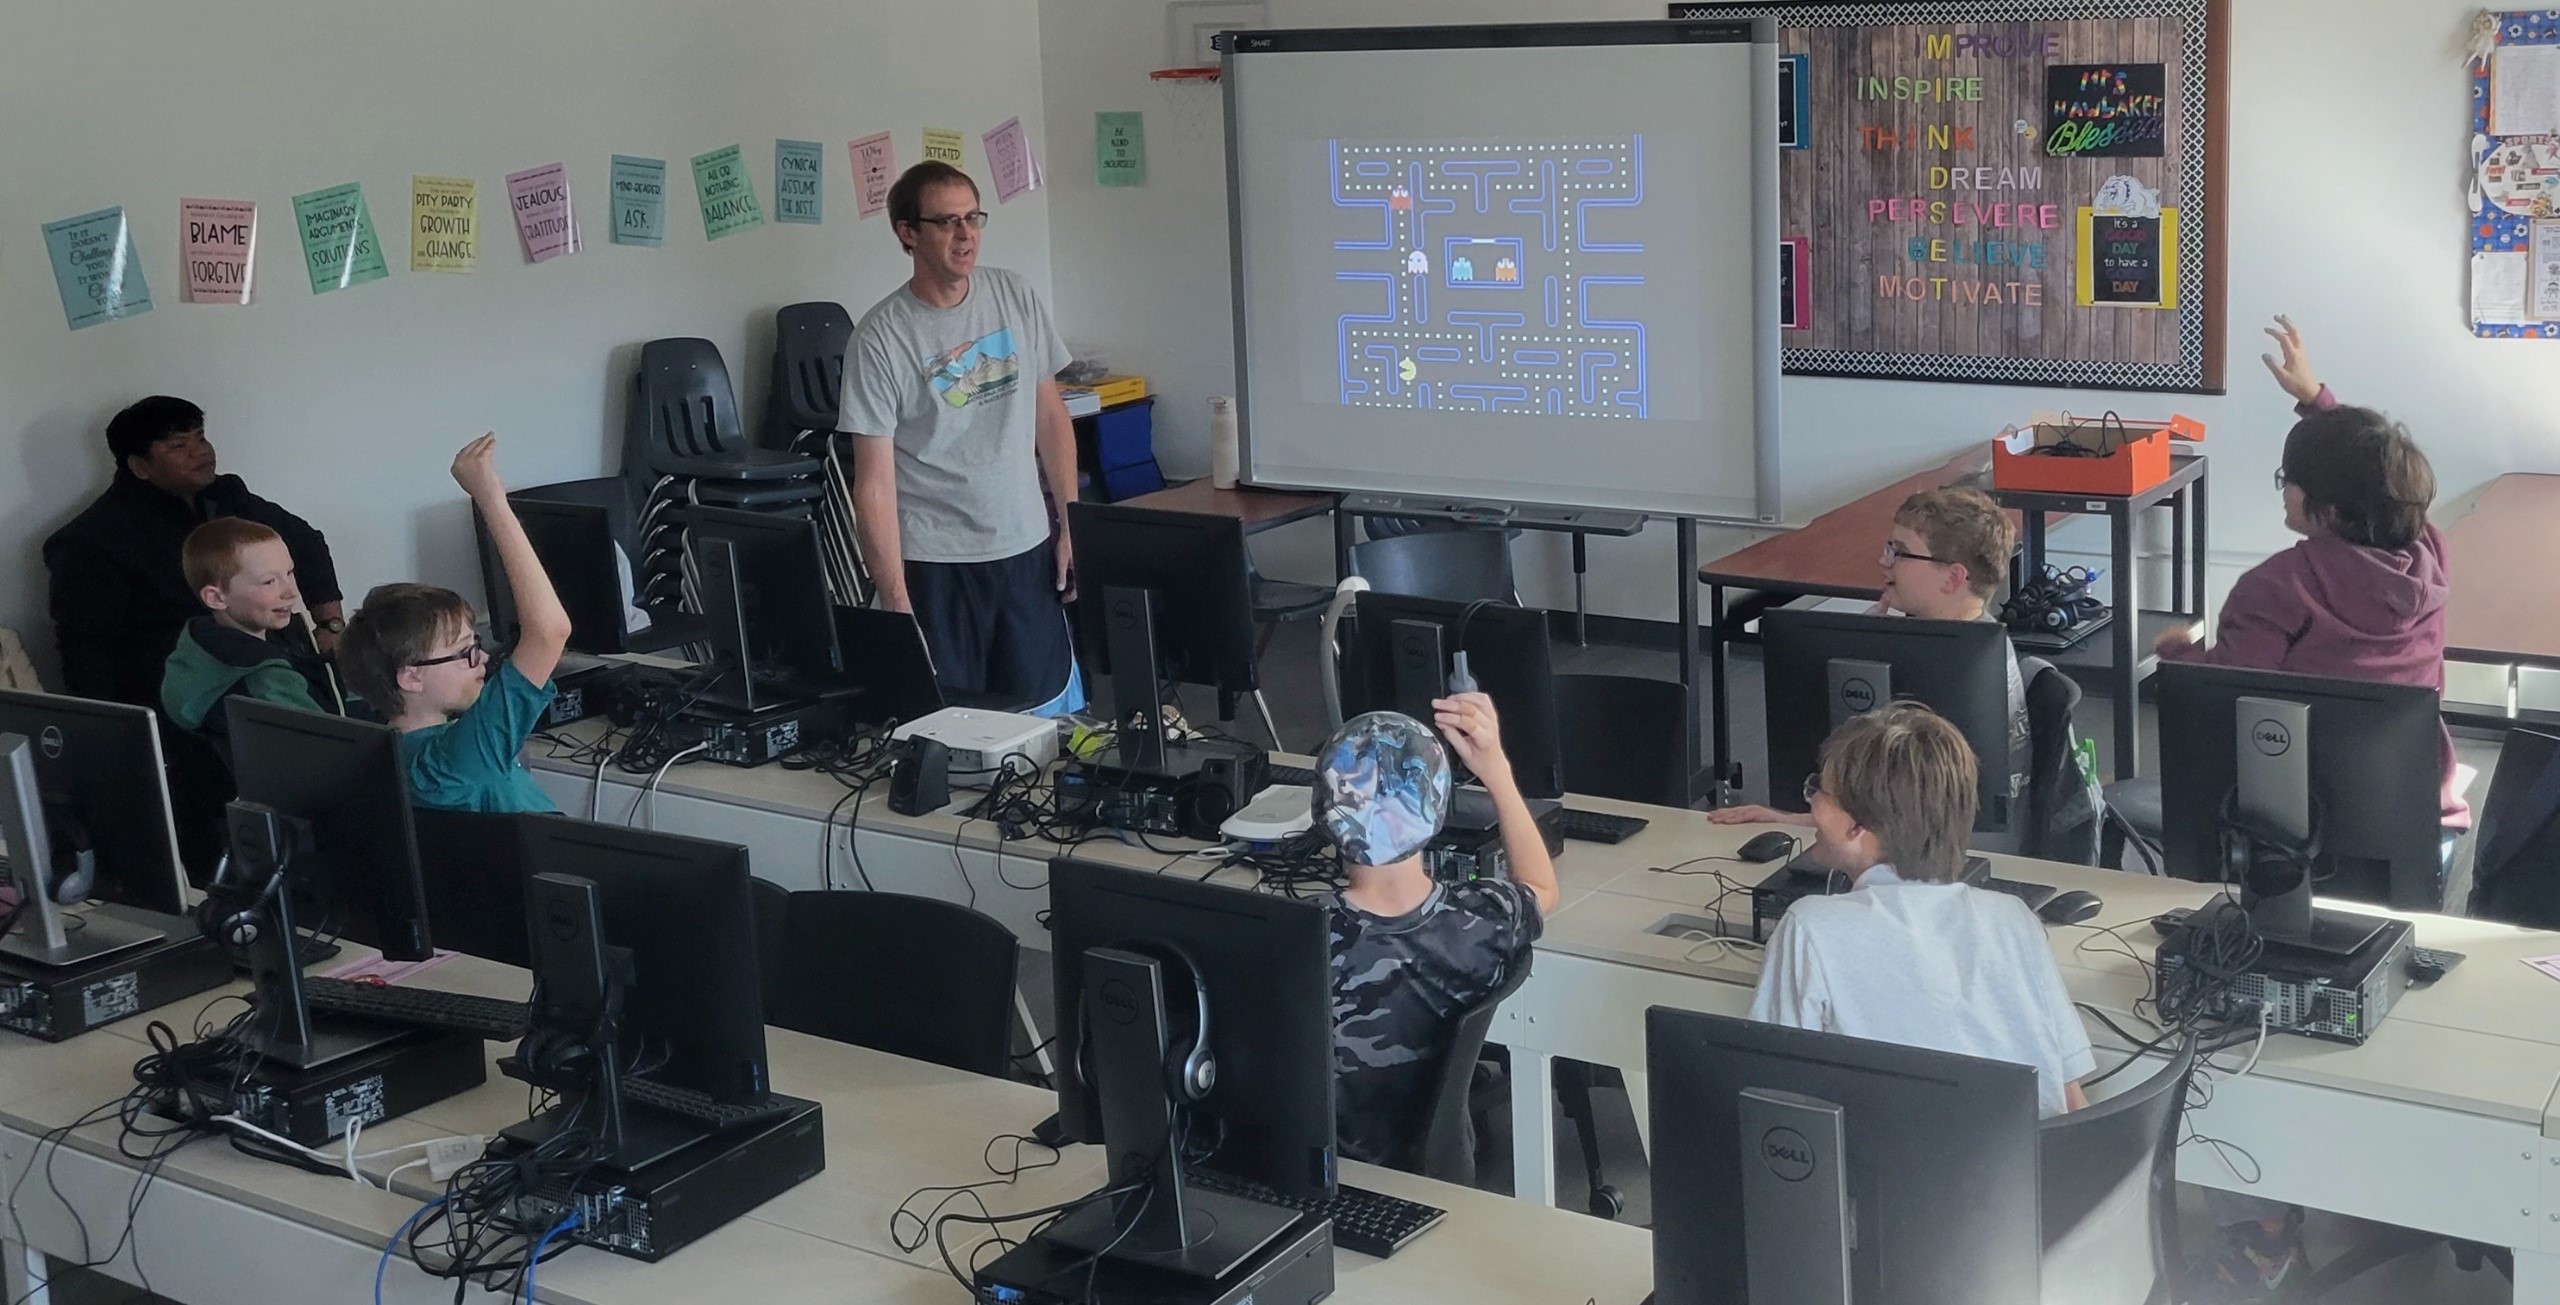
[611,155,666,247]
[43,206,154,330]
[180,198,257,304]
[505,163,580,262]
[691,144,764,240]
[291,182,388,294]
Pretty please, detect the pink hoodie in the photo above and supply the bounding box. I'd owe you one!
[2160,387,2468,828]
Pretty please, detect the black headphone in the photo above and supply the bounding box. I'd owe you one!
[193,852,284,950]
[2217,786,2327,899]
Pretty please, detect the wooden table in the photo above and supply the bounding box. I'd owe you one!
[2444,473,2560,729]
[1121,478,1343,536]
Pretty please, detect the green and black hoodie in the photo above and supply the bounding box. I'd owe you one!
[160,615,344,742]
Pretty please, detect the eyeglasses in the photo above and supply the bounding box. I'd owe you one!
[1881,538,1946,566]
[912,211,989,232]
[410,642,487,670]
[2272,468,2290,492]
[1802,775,1825,808]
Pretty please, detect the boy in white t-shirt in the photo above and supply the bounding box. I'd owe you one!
[1747,702,2092,1117]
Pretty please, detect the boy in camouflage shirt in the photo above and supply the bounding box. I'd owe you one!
[1316,693,1562,1167]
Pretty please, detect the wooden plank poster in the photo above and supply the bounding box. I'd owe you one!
[1675,0,2228,392]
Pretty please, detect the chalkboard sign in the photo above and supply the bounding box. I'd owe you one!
[1674,0,2228,392]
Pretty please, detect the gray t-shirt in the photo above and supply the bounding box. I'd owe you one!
[838,267,1070,564]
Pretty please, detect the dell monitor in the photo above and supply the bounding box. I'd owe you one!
[1047,856,1334,1277]
[1066,502,1260,769]
[1761,610,2017,834]
[1648,1006,2042,1305]
[2158,662,2446,936]
[684,505,846,712]
[1,734,168,966]
[0,690,191,917]
[479,490,707,657]
[413,809,535,969]
[1342,592,1564,800]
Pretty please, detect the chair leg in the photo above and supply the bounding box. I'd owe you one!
[1254,691,1285,754]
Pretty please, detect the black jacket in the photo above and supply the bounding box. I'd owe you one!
[43,470,341,709]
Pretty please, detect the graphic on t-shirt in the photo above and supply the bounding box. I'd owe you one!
[928,328,1021,409]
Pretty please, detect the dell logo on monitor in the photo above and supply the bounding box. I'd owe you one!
[1839,679,1878,714]
[1099,977,1141,1025]
[2250,718,2292,757]
[37,726,63,759]
[1760,1127,1817,1182]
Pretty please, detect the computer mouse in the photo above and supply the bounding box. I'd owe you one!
[2037,889,2104,926]
[1737,831,1798,864]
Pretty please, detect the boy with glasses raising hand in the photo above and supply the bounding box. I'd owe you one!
[340,434,571,813]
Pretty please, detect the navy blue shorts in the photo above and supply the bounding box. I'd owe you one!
[905,543,1076,706]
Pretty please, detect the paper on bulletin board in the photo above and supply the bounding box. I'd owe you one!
[409,176,477,273]
[2492,44,2560,138]
[179,198,256,304]
[291,183,388,294]
[923,128,965,167]
[850,133,894,218]
[610,156,666,247]
[43,207,153,330]
[2073,206,2179,309]
[2533,219,2560,321]
[504,163,579,263]
[2472,250,2532,324]
[984,118,1041,202]
[775,139,824,224]
[1096,112,1145,187]
[691,145,764,239]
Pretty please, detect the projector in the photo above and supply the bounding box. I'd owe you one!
[891,708,1058,787]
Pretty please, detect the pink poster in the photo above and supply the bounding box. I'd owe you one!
[179,198,256,304]
[982,118,1042,203]
[504,162,580,263]
[850,132,895,219]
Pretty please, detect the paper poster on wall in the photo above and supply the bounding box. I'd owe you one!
[1777,54,1810,149]
[43,207,153,330]
[1096,112,1145,187]
[2045,64,2167,159]
[2492,44,2560,138]
[923,128,965,167]
[610,156,666,246]
[409,176,477,273]
[1779,237,1809,329]
[2473,249,2532,323]
[2533,219,2560,321]
[179,198,255,304]
[691,145,764,239]
[2480,138,2560,217]
[504,163,579,263]
[850,133,894,218]
[291,183,388,294]
[775,139,824,224]
[2074,207,2179,309]
[983,118,1041,202]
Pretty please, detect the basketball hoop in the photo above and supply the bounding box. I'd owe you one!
[1149,66,1222,83]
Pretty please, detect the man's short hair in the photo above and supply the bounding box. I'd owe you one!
[1817,702,1979,882]
[338,583,473,716]
[106,396,205,464]
[887,162,979,252]
[182,518,282,594]
[2281,405,2436,553]
[1894,486,2015,600]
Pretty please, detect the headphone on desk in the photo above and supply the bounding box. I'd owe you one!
[2217,786,2327,900]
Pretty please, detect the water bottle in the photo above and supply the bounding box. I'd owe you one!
[1209,396,1240,489]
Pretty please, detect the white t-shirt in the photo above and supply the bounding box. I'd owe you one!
[1748,864,2095,1117]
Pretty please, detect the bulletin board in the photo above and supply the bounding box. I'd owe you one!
[2469,11,2560,337]
[1675,0,2230,392]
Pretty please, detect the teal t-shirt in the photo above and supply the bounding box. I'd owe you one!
[400,661,561,814]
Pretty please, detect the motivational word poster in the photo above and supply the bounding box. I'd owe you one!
[44,207,153,329]
[776,139,824,223]
[180,198,256,304]
[611,155,667,247]
[505,163,580,262]
[692,144,765,239]
[292,182,388,295]
[410,176,477,273]
[850,133,895,218]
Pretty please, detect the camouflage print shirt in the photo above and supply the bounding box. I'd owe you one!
[1328,879,1542,1166]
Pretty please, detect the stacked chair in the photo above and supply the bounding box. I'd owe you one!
[763,302,873,608]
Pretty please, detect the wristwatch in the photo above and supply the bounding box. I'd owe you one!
[315,616,347,634]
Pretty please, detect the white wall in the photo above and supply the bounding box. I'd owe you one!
[1042,0,2560,638]
[0,0,1055,685]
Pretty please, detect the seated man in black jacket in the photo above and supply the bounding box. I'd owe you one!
[43,396,343,710]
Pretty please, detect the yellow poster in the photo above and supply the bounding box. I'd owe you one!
[410,175,478,273]
[922,128,965,167]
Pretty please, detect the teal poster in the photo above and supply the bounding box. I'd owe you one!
[691,144,764,240]
[43,207,154,330]
[775,139,824,224]
[291,183,388,294]
[1096,112,1146,187]
[611,155,667,247]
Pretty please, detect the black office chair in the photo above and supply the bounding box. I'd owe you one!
[765,301,852,448]
[2100,774,2165,874]
[748,877,791,1011]
[2019,656,2103,865]
[1349,531,1518,605]
[2039,1042,2195,1305]
[1554,673,1689,808]
[623,337,823,509]
[765,890,1021,1079]
[1391,952,1533,1186]
[2466,728,2560,928]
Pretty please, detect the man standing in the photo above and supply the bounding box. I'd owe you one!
[44,396,343,709]
[840,161,1080,709]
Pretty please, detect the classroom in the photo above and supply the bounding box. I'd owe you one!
[4,1,2559,1303]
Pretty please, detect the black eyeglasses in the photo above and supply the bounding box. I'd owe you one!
[913,211,989,232]
[1881,539,1946,566]
[2272,468,2290,492]
[1802,775,1825,807]
[410,642,487,670]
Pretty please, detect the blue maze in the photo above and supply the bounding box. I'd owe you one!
[1328,137,1647,419]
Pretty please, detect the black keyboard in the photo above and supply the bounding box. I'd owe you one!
[1265,763,1316,789]
[299,978,533,1041]
[1187,1169,1445,1258]
[621,1076,798,1131]
[1552,808,1649,844]
[1979,877,2058,911]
